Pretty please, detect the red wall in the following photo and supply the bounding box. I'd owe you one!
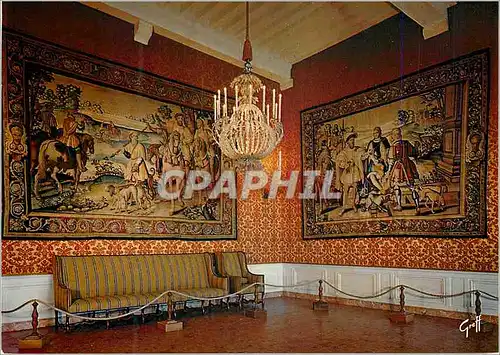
[2,2,282,92]
[281,2,498,271]
[1,2,498,274]
[1,2,288,275]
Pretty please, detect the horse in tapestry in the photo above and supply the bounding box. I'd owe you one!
[33,133,94,199]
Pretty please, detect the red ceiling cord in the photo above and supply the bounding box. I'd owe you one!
[242,1,253,62]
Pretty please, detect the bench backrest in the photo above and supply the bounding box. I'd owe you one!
[55,254,212,299]
[214,252,248,277]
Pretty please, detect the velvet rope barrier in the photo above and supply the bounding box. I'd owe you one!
[2,280,497,322]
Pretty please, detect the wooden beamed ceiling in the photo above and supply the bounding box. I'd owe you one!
[83,2,457,89]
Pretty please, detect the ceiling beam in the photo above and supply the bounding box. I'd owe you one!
[390,2,457,39]
[247,3,298,37]
[133,20,153,45]
[83,2,293,89]
[196,2,229,26]
[276,3,397,64]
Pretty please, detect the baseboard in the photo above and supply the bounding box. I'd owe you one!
[2,291,284,332]
[264,291,283,299]
[2,318,56,333]
[2,264,497,331]
[282,291,499,324]
[282,263,498,317]
[4,291,495,333]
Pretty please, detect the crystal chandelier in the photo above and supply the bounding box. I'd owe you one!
[212,2,284,169]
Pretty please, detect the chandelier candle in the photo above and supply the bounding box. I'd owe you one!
[217,90,221,118]
[235,85,239,108]
[278,94,282,122]
[211,2,284,168]
[223,87,227,116]
[262,86,266,111]
[213,95,217,118]
[272,89,276,118]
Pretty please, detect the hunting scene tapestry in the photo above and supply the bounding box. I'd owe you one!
[301,51,488,239]
[3,31,236,239]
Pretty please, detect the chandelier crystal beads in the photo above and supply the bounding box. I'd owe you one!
[212,3,284,169]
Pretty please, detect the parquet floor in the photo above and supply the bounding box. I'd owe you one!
[2,297,498,353]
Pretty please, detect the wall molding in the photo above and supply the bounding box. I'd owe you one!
[2,275,54,327]
[2,263,497,330]
[280,263,498,316]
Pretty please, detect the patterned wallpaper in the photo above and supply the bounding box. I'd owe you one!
[278,3,498,273]
[1,191,295,275]
[1,2,498,275]
[279,111,498,272]
[4,107,496,274]
[1,2,288,275]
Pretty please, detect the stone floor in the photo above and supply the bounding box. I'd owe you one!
[2,297,498,353]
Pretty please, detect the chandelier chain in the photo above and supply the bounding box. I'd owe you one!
[246,2,249,40]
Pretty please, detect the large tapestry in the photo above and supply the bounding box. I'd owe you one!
[301,51,489,239]
[3,31,236,240]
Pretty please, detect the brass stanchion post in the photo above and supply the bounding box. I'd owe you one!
[390,286,414,324]
[475,290,481,320]
[473,290,493,333]
[19,301,47,349]
[245,284,267,319]
[400,285,406,313]
[157,292,183,332]
[313,280,329,310]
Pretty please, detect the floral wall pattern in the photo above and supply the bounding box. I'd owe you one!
[281,3,498,272]
[1,2,286,275]
[2,196,295,274]
[2,2,498,275]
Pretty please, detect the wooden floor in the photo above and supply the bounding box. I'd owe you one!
[2,297,498,353]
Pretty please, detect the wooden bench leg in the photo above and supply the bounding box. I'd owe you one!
[201,301,206,315]
[65,315,70,332]
[238,295,243,310]
[156,304,160,316]
[106,310,110,329]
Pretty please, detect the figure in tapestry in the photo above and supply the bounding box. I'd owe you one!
[312,84,465,221]
[26,68,223,220]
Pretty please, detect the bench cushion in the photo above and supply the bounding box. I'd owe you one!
[175,288,226,301]
[69,293,160,313]
[238,283,263,294]
[69,288,227,313]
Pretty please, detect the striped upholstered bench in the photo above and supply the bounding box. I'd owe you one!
[53,253,228,328]
[214,251,265,309]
